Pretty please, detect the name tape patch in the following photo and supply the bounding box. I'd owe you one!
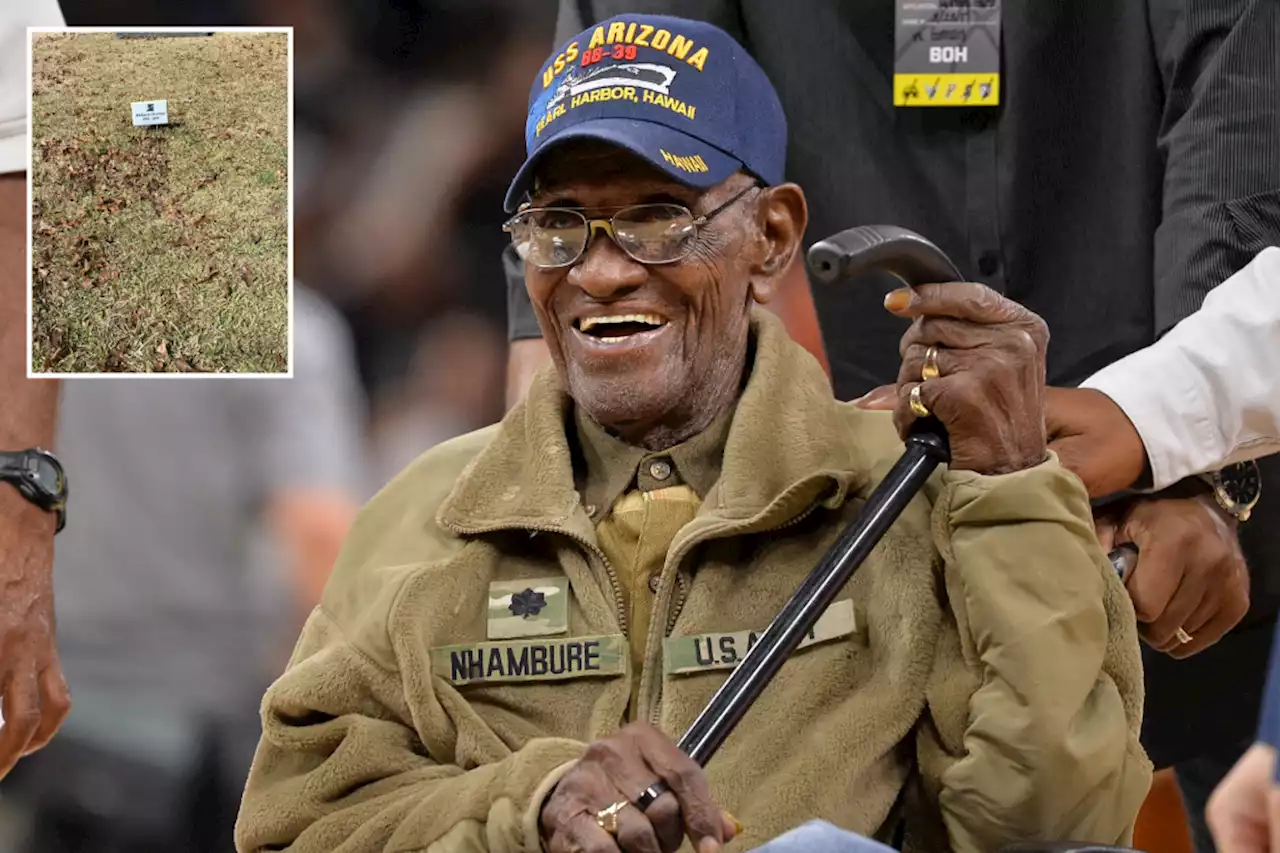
[664,599,857,675]
[433,634,627,686]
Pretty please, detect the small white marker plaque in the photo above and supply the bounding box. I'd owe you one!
[131,99,169,126]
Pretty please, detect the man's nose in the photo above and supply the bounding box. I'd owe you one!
[567,228,647,299]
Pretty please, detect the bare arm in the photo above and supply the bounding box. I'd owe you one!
[0,176,57,443]
[0,172,68,777]
[264,489,359,625]
[252,285,364,627]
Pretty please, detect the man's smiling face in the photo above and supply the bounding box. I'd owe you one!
[523,141,769,447]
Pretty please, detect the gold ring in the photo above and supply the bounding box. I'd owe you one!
[595,800,630,835]
[1175,627,1194,645]
[909,384,931,418]
[922,345,941,382]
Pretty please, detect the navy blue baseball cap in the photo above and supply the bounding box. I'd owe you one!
[504,14,787,212]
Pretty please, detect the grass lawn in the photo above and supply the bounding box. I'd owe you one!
[30,32,289,374]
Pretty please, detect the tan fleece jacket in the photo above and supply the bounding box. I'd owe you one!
[235,310,1152,853]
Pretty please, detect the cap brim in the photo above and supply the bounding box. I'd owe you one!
[503,118,744,212]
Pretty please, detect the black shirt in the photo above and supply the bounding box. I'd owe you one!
[505,0,1280,766]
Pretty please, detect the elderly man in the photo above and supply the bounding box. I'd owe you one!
[235,15,1150,853]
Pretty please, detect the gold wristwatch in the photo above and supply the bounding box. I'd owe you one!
[1198,460,1262,522]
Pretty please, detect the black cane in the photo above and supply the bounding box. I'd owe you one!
[635,226,1135,812]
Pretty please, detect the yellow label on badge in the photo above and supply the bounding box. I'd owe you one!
[894,73,999,107]
[663,599,857,675]
[432,634,627,686]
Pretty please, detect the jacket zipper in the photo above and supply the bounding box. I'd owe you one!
[647,499,828,727]
[442,520,628,637]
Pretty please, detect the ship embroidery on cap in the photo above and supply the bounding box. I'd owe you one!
[549,62,678,109]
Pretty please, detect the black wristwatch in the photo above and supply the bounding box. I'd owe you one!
[1199,460,1262,522]
[0,448,68,533]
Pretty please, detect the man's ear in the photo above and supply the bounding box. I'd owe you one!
[749,183,808,305]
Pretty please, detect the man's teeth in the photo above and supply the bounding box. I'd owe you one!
[578,313,667,333]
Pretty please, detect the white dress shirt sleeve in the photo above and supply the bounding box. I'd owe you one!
[0,0,66,174]
[1081,246,1280,490]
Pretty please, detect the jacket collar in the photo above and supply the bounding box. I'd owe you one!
[438,309,872,539]
[574,399,734,519]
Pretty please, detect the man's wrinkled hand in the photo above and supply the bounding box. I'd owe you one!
[541,722,736,853]
[1045,387,1148,498]
[1113,495,1249,658]
[882,283,1050,476]
[0,496,70,778]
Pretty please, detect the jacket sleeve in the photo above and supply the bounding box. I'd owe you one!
[1081,247,1280,490]
[235,602,585,853]
[1147,0,1280,334]
[915,454,1153,853]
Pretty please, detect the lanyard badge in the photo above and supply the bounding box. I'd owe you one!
[894,0,1000,107]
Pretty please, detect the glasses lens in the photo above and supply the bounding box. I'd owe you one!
[509,209,587,267]
[613,204,696,263]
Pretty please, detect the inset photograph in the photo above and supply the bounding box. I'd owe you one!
[29,28,290,375]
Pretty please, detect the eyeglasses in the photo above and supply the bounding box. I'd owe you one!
[503,184,759,269]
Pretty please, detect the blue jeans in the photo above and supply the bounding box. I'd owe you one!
[749,821,896,853]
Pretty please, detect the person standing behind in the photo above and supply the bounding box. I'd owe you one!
[0,0,71,779]
[1033,246,1280,853]
[1046,246,1280,496]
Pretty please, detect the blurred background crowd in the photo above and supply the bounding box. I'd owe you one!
[1,1,561,850]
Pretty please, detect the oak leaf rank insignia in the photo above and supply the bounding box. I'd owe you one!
[509,588,547,619]
[488,578,569,639]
